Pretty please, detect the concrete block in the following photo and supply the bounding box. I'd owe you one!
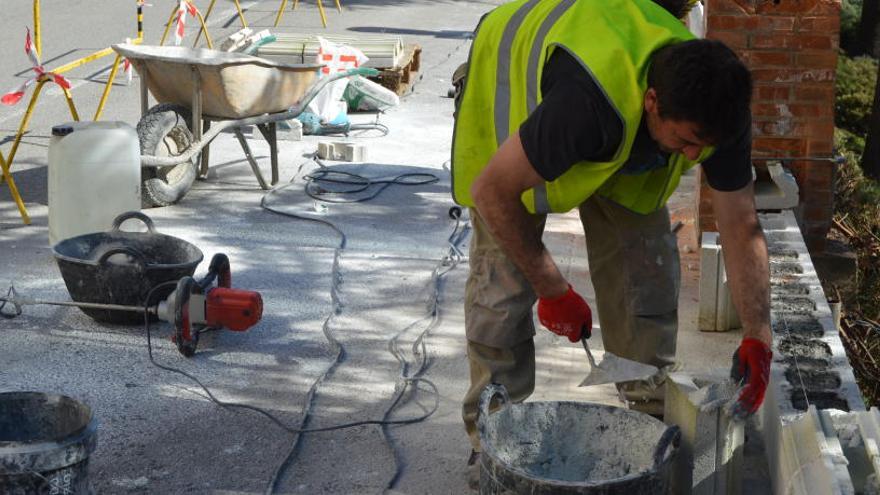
[276,120,303,141]
[699,232,741,332]
[755,162,800,211]
[665,373,743,495]
[778,406,855,495]
[317,141,368,162]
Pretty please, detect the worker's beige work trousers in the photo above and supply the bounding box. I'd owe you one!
[462,195,680,451]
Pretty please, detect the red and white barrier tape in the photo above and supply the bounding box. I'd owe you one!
[175,1,199,46]
[2,28,71,106]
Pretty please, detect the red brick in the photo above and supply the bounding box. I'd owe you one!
[709,15,761,30]
[708,30,749,49]
[755,0,825,15]
[753,137,808,153]
[807,138,835,155]
[796,51,838,68]
[753,103,788,117]
[755,85,792,101]
[708,0,754,15]
[796,34,835,49]
[789,103,829,117]
[749,51,794,66]
[797,16,840,33]
[757,16,797,31]
[804,121,836,138]
[751,68,835,83]
[751,33,796,49]
[794,85,835,101]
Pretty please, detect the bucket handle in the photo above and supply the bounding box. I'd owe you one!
[652,425,681,470]
[111,211,156,233]
[478,383,511,420]
[97,246,147,269]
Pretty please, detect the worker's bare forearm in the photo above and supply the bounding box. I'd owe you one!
[713,187,772,346]
[721,220,772,345]
[473,190,568,299]
[470,132,569,299]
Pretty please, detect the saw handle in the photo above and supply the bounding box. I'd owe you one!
[199,253,231,290]
[171,276,199,357]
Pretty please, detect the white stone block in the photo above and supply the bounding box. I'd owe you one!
[317,141,368,162]
[755,162,800,211]
[778,406,855,495]
[699,232,741,332]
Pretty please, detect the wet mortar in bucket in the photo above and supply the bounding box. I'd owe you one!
[479,386,677,494]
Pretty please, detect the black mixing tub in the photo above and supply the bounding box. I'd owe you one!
[52,211,204,324]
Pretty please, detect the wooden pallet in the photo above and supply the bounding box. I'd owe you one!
[369,44,422,96]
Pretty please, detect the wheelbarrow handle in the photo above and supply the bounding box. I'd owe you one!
[111,211,156,233]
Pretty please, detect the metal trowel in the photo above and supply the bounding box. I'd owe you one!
[578,337,660,387]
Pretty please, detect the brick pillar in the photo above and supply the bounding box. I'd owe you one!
[700,0,841,252]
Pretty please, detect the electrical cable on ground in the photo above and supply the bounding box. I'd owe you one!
[0,161,466,494]
[257,162,466,493]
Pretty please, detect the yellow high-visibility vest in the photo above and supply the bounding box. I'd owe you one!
[452,0,714,214]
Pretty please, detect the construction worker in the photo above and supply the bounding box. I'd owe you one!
[450,0,772,487]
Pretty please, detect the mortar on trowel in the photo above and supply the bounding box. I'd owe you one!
[477,383,682,494]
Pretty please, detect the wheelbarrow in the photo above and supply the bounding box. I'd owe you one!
[112,44,377,207]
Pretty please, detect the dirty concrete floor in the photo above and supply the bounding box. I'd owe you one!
[1,1,764,493]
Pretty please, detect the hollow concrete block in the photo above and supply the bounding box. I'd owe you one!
[778,406,855,495]
[317,141,368,162]
[665,373,743,495]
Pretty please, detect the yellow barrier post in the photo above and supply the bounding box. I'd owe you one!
[160,2,215,49]
[33,0,41,57]
[276,0,339,28]
[5,79,80,170]
[0,151,30,225]
[274,0,288,28]
[194,0,248,47]
[1,0,142,224]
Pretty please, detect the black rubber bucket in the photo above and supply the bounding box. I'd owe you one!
[0,392,98,495]
[52,211,203,324]
[477,384,681,495]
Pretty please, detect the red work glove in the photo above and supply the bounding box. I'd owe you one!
[537,285,592,343]
[729,337,773,419]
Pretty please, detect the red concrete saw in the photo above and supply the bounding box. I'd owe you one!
[0,253,263,357]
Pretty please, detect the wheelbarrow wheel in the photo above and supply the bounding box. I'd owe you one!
[137,103,199,208]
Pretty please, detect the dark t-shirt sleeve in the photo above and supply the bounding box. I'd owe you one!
[519,50,623,182]
[701,113,753,191]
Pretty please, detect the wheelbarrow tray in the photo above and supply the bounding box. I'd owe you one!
[113,44,322,119]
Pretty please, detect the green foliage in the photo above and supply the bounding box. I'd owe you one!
[834,128,880,318]
[841,0,863,55]
[835,54,878,136]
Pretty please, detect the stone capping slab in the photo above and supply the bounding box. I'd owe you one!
[757,211,866,495]
[754,162,800,211]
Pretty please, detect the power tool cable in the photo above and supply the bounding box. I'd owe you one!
[132,159,465,494]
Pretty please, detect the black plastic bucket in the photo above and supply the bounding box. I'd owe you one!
[477,384,680,495]
[52,211,203,324]
[0,392,98,495]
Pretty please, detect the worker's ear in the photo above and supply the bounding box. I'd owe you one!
[644,88,658,114]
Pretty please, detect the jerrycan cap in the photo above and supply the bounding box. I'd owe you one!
[51,125,75,137]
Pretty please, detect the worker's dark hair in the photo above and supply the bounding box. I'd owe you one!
[652,0,692,19]
[647,39,752,144]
